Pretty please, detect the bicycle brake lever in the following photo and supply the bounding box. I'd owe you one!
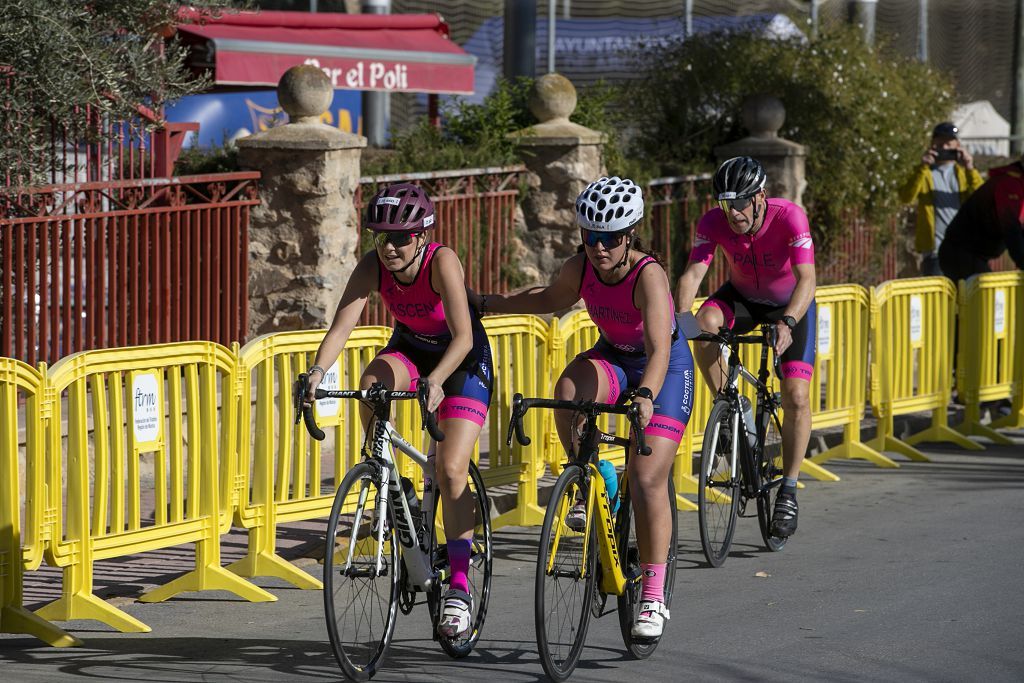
[417,381,445,442]
[506,393,531,447]
[627,403,652,456]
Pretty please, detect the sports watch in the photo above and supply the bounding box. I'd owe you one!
[633,386,654,401]
[780,315,798,330]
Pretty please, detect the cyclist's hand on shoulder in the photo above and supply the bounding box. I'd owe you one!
[423,376,446,413]
[774,321,793,356]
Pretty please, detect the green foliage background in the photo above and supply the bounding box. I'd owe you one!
[0,0,245,185]
[626,25,957,246]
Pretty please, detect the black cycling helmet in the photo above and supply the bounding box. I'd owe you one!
[713,156,767,201]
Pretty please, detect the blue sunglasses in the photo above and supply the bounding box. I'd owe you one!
[581,228,629,249]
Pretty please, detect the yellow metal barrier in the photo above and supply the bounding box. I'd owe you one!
[956,272,1024,442]
[36,343,273,634]
[867,277,980,459]
[228,327,401,589]
[482,315,553,528]
[0,358,79,646]
[808,285,894,471]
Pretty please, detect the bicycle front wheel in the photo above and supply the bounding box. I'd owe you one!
[324,462,400,681]
[536,463,597,682]
[698,399,740,568]
[617,473,678,658]
[428,459,493,659]
[756,407,788,552]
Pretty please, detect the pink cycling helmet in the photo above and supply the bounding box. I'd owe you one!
[365,182,436,232]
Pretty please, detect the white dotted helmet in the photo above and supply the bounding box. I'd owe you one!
[575,176,644,232]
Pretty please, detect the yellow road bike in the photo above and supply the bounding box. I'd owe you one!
[507,393,678,682]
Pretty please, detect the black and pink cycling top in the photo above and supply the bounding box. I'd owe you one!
[579,255,675,355]
[689,198,815,307]
[378,242,450,339]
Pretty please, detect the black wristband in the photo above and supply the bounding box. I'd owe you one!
[781,315,797,330]
[633,386,654,401]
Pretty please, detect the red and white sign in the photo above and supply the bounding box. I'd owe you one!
[177,10,476,94]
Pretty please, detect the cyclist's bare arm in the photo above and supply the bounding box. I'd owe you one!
[425,247,475,387]
[676,260,709,314]
[307,252,378,395]
[783,262,816,322]
[634,263,673,402]
[482,253,585,314]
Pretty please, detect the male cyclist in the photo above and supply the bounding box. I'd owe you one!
[676,157,816,538]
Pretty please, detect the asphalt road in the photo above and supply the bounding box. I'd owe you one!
[3,436,1024,682]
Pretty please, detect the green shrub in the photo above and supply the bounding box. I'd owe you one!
[626,25,957,247]
[173,138,239,175]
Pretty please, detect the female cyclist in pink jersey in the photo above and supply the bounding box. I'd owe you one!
[304,183,493,639]
[472,176,694,640]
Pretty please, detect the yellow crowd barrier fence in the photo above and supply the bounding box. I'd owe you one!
[228,327,402,590]
[868,277,980,460]
[1,358,78,646]
[35,343,273,635]
[808,285,894,471]
[479,315,554,528]
[955,272,1024,443]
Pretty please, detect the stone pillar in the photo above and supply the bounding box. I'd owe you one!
[715,94,807,207]
[510,73,606,285]
[237,65,366,335]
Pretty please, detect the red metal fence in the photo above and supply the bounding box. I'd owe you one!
[355,166,524,326]
[0,173,258,365]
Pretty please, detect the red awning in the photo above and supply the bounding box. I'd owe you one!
[175,10,475,94]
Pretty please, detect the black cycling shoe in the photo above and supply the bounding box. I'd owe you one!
[770,493,798,538]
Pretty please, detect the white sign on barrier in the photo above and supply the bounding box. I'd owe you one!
[994,289,1006,335]
[132,372,162,447]
[909,296,923,343]
[316,361,341,418]
[817,304,832,355]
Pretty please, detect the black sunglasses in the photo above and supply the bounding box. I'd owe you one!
[370,231,419,249]
[581,228,628,249]
[718,196,755,213]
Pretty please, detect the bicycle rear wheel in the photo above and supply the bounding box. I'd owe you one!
[324,462,400,681]
[756,407,788,552]
[617,473,678,658]
[536,463,597,682]
[698,399,740,568]
[428,460,493,659]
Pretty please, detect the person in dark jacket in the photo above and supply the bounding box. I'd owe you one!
[939,159,1024,281]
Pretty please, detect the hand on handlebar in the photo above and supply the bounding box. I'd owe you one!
[631,395,654,429]
[421,376,445,413]
[773,320,793,356]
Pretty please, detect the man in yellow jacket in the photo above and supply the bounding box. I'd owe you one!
[898,122,984,276]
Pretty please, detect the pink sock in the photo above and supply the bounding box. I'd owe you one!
[448,539,471,593]
[640,562,666,604]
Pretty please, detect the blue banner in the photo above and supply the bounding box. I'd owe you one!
[165,89,362,149]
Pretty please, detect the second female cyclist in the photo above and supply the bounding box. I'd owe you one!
[472,176,694,639]
[303,182,493,639]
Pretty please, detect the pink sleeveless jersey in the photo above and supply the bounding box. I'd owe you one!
[579,256,673,355]
[689,198,815,307]
[378,242,450,338]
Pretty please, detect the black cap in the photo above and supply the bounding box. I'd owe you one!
[932,122,959,139]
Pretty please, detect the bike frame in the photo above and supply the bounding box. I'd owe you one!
[511,396,649,598]
[705,325,784,500]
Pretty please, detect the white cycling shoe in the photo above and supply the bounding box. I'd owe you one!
[437,588,472,638]
[631,600,670,639]
[565,501,587,532]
